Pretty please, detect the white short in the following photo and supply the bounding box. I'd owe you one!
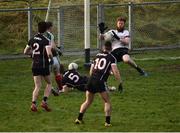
[52,56,60,72]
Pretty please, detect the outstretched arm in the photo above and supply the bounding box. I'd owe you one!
[111,31,129,45]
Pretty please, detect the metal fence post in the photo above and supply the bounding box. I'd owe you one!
[28,2,33,41]
[97,4,104,50]
[58,7,64,51]
[128,2,134,50]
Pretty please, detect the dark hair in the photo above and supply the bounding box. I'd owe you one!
[117,17,126,23]
[38,21,47,33]
[46,21,53,29]
[104,41,112,51]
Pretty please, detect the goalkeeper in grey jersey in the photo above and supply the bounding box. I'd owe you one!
[99,17,147,76]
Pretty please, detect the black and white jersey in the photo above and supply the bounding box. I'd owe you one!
[91,51,117,81]
[62,69,88,88]
[28,33,50,69]
[105,29,130,50]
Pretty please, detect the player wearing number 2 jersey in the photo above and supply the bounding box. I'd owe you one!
[75,41,122,127]
[24,22,53,112]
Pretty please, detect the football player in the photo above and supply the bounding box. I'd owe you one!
[45,22,63,91]
[99,17,148,76]
[75,41,122,127]
[51,62,88,96]
[24,21,53,112]
[51,63,117,96]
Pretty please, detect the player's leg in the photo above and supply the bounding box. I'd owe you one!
[53,56,63,90]
[31,76,42,111]
[122,54,147,76]
[41,74,52,112]
[100,91,112,127]
[75,91,95,124]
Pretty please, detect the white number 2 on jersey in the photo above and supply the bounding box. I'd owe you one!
[94,58,107,70]
[33,43,40,55]
[68,73,79,83]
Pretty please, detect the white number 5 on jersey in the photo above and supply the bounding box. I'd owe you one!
[68,73,79,83]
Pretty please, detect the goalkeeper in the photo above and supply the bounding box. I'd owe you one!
[99,17,147,76]
[45,22,63,91]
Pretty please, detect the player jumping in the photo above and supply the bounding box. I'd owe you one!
[99,17,148,76]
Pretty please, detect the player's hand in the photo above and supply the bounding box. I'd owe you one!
[57,46,63,56]
[112,31,120,40]
[98,22,108,34]
[28,54,32,58]
[118,82,123,93]
[48,58,54,65]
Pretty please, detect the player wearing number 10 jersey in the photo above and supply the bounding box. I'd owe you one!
[75,41,122,127]
[24,22,53,112]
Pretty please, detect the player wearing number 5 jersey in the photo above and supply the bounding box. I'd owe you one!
[75,41,122,127]
[51,62,88,96]
[24,22,53,112]
[62,68,88,92]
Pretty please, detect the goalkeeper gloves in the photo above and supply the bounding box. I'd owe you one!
[98,22,108,34]
[118,82,123,93]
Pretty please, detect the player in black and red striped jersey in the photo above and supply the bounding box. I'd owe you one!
[24,21,53,112]
[75,41,123,127]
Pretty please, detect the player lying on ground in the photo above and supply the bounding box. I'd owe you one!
[24,21,53,112]
[51,62,120,96]
[75,41,123,127]
[51,62,89,95]
[99,17,148,76]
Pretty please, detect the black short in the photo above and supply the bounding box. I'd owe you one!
[111,47,129,62]
[86,77,108,93]
[75,76,89,92]
[32,67,50,76]
[76,85,87,92]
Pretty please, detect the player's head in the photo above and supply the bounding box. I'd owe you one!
[68,62,78,70]
[38,21,47,33]
[46,21,53,32]
[103,41,112,52]
[116,17,126,32]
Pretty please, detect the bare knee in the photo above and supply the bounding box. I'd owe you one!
[34,82,41,90]
[85,98,93,106]
[122,54,130,63]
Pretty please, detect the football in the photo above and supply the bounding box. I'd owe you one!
[104,32,113,41]
[68,62,78,70]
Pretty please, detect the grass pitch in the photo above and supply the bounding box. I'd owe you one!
[0,49,179,132]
